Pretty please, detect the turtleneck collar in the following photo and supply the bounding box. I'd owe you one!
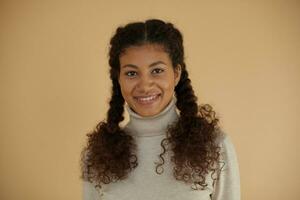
[124,96,179,137]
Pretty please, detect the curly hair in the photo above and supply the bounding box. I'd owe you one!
[80,18,224,190]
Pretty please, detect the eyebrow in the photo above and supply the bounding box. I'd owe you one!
[121,61,167,69]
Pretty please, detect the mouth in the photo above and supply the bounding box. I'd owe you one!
[134,94,161,105]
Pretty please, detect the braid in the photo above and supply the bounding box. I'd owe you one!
[81,79,138,188]
[106,79,125,132]
[175,66,198,117]
[157,63,222,190]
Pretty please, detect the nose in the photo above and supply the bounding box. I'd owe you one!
[136,75,154,93]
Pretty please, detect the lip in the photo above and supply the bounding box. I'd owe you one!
[134,94,161,105]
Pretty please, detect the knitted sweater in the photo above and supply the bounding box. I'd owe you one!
[82,97,240,200]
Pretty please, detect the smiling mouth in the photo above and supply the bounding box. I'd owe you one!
[134,94,161,104]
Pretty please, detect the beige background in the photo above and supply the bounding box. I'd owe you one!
[1,0,299,200]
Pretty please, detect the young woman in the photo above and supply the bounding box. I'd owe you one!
[81,19,240,200]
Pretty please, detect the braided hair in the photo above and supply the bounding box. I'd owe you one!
[81,19,223,190]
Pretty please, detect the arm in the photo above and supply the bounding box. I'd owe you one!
[81,150,102,200]
[83,180,101,200]
[211,134,241,200]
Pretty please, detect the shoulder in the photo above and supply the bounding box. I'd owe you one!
[214,129,239,171]
[80,148,91,181]
[214,129,236,150]
[214,129,239,163]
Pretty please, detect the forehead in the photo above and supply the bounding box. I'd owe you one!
[119,44,171,66]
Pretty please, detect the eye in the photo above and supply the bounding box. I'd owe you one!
[152,68,164,74]
[125,71,137,77]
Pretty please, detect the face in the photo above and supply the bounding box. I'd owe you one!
[118,44,181,117]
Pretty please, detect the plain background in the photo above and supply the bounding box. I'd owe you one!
[1,0,299,199]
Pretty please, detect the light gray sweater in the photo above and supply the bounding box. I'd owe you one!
[82,97,240,200]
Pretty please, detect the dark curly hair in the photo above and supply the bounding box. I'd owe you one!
[80,18,224,190]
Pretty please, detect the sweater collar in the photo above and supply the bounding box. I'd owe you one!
[124,96,179,137]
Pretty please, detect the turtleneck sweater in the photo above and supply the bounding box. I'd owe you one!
[82,97,240,200]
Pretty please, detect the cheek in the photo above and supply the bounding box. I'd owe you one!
[119,79,136,96]
[158,76,176,91]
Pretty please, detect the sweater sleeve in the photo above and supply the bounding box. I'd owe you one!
[211,134,241,200]
[81,149,101,200]
[83,180,101,200]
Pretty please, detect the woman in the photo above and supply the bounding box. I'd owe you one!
[81,19,240,200]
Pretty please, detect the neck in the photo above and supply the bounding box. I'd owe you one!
[124,97,179,137]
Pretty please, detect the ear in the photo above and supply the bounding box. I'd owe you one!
[174,64,182,86]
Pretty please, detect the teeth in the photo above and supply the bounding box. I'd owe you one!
[136,95,158,103]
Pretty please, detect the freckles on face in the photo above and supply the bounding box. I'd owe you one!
[118,44,180,117]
